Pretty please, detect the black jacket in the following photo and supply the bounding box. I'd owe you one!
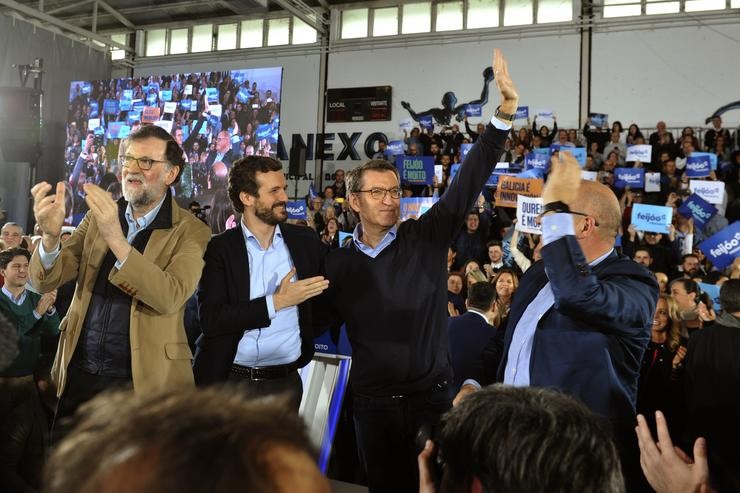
[193,223,324,385]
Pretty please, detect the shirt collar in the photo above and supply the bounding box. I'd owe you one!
[352,223,397,250]
[590,248,614,267]
[467,308,490,324]
[241,220,283,251]
[125,193,167,233]
[1,286,25,304]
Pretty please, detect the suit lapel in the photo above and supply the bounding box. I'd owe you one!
[226,226,251,302]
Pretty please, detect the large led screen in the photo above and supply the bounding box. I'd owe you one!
[65,67,283,227]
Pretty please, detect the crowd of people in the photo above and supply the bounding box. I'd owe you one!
[1,47,739,493]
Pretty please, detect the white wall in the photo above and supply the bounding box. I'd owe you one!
[592,23,740,130]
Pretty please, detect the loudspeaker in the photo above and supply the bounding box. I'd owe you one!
[289,146,306,177]
[0,87,41,162]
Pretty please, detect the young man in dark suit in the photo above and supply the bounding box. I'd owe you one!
[193,156,329,411]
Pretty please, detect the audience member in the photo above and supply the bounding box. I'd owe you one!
[1,223,24,250]
[421,385,624,493]
[44,388,331,493]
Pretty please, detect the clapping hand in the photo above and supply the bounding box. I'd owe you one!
[31,182,66,251]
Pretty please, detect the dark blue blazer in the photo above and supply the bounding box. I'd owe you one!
[192,223,324,385]
[496,235,659,426]
[447,311,496,392]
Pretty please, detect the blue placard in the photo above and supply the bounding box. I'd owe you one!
[286,201,308,220]
[631,203,673,234]
[255,123,278,144]
[118,124,131,139]
[132,100,145,112]
[589,112,608,127]
[525,152,549,171]
[159,89,172,102]
[106,122,128,139]
[532,147,550,157]
[560,147,586,167]
[205,87,219,103]
[146,93,158,106]
[397,156,434,185]
[80,82,92,95]
[93,126,105,136]
[686,154,712,177]
[237,87,251,103]
[515,106,529,120]
[460,143,473,161]
[386,140,405,156]
[419,115,433,130]
[614,167,645,189]
[486,171,515,187]
[127,110,141,125]
[181,124,189,141]
[400,197,437,221]
[89,100,99,118]
[698,283,721,311]
[180,99,192,110]
[465,104,482,117]
[450,163,461,181]
[677,194,718,229]
[103,99,118,115]
[190,100,199,112]
[197,120,209,135]
[699,221,740,270]
[119,89,133,111]
[690,152,717,171]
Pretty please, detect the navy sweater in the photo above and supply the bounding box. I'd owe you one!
[324,124,507,396]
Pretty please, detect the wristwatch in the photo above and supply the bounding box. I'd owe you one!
[494,106,515,122]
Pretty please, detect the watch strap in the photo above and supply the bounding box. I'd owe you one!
[494,106,515,122]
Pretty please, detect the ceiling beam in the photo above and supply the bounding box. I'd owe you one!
[0,0,133,51]
[271,0,326,34]
[97,0,136,29]
[45,0,93,15]
[218,0,267,15]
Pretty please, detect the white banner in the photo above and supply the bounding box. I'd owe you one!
[163,102,177,114]
[645,172,661,192]
[690,180,724,205]
[626,144,652,163]
[516,195,544,235]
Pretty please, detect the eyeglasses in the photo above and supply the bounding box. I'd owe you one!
[123,155,168,171]
[354,187,402,200]
[570,210,600,227]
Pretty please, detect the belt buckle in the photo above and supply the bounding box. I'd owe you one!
[249,367,265,381]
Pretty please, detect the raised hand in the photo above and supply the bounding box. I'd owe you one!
[542,151,581,206]
[273,268,330,311]
[31,182,66,251]
[492,49,519,113]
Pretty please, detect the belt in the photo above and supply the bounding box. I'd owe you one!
[230,361,299,381]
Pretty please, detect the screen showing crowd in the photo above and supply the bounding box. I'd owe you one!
[64,67,283,225]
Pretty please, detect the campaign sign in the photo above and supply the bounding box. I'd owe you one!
[525,152,549,172]
[494,176,544,208]
[89,100,99,118]
[103,99,118,115]
[190,100,199,112]
[589,112,608,127]
[163,102,178,114]
[209,104,223,118]
[460,143,473,161]
[146,93,158,106]
[205,87,219,103]
[117,124,131,139]
[141,106,160,124]
[686,154,712,178]
[631,204,672,234]
[626,144,652,163]
[537,109,554,119]
[184,84,193,96]
[400,197,437,221]
[132,100,145,112]
[690,152,717,170]
[159,90,172,102]
[434,165,443,184]
[698,283,721,311]
[645,172,661,192]
[399,118,413,131]
[127,110,141,125]
[689,180,724,205]
[614,168,645,189]
[465,104,482,117]
[153,120,173,133]
[398,156,434,185]
[180,99,193,110]
[106,122,130,139]
[419,115,433,130]
[533,147,550,157]
[699,221,740,270]
[582,171,598,182]
[515,106,529,120]
[256,123,278,143]
[286,201,307,220]
[387,140,405,156]
[560,147,586,167]
[119,89,133,111]
[87,118,101,131]
[237,87,250,103]
[450,164,461,181]
[677,194,717,229]
[93,126,105,136]
[516,195,543,234]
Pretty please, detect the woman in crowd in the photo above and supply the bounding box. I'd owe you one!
[636,294,687,436]
[532,116,556,146]
[612,121,624,142]
[490,268,519,328]
[320,218,340,250]
[465,269,487,290]
[669,279,716,339]
[462,260,481,275]
[626,123,644,145]
[680,126,701,151]
[447,272,466,317]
